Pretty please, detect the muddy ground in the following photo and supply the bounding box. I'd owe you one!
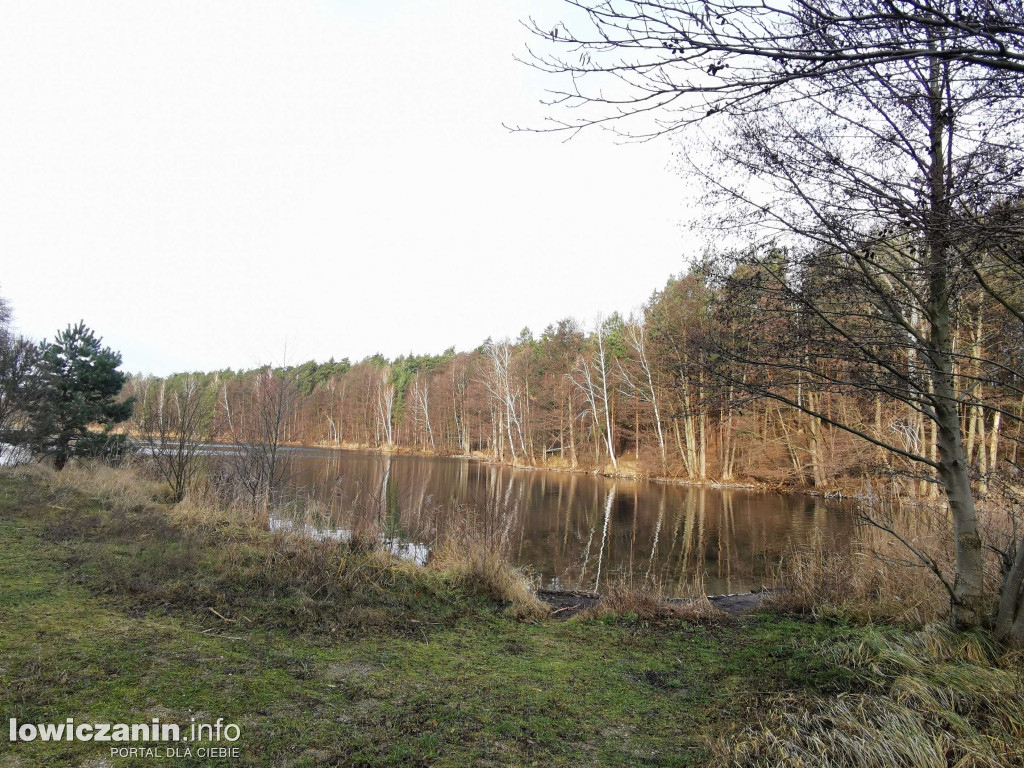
[536,589,770,618]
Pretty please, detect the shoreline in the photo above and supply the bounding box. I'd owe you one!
[126,433,874,500]
[289,438,847,498]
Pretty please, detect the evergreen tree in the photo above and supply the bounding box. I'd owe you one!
[28,322,133,469]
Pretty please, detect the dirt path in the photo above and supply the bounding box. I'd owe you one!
[696,591,769,614]
[536,590,602,618]
[537,589,770,619]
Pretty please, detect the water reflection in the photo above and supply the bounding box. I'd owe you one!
[267,517,430,565]
[234,447,854,597]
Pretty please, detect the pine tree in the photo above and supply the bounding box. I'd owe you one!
[28,322,133,469]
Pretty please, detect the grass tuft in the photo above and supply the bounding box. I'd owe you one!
[428,535,549,621]
[712,623,1024,767]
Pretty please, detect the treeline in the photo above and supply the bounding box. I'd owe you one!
[125,266,1021,495]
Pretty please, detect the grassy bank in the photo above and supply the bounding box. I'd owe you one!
[0,465,1020,767]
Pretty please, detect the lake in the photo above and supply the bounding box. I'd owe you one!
[230,447,855,597]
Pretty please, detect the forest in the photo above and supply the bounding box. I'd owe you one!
[125,260,1022,498]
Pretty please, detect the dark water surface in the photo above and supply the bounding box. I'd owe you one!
[245,447,855,597]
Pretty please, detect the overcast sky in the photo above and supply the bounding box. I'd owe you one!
[0,1,694,376]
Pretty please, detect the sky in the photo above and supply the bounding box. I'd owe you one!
[0,1,695,376]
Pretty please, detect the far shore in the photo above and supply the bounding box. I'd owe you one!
[134,434,847,498]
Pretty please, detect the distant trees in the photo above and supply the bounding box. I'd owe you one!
[119,314,775,478]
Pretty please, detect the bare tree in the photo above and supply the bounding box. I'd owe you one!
[135,375,213,502]
[528,0,1024,638]
[227,367,302,515]
[697,34,1024,634]
[517,0,1024,137]
[619,314,668,471]
[375,365,395,447]
[571,317,619,469]
[694,82,1023,632]
[483,339,528,462]
[411,373,435,451]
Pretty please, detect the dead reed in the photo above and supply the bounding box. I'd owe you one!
[765,495,1009,627]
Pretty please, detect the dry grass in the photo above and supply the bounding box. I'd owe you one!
[428,534,549,621]
[669,595,732,624]
[764,499,995,627]
[12,459,165,515]
[766,541,948,627]
[579,587,666,620]
[712,623,1024,768]
[173,481,270,533]
[4,462,553,633]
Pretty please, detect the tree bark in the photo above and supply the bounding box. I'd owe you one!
[925,48,986,629]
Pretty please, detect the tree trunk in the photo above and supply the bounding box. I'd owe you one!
[924,47,985,629]
[936,244,982,606]
[54,442,69,471]
[995,539,1024,648]
[567,394,578,469]
[989,410,1001,475]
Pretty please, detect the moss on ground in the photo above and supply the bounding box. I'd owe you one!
[0,469,888,767]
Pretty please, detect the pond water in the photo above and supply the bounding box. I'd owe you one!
[222,447,856,597]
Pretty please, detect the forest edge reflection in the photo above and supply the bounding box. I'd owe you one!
[206,445,855,597]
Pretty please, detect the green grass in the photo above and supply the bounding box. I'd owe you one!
[0,468,915,767]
